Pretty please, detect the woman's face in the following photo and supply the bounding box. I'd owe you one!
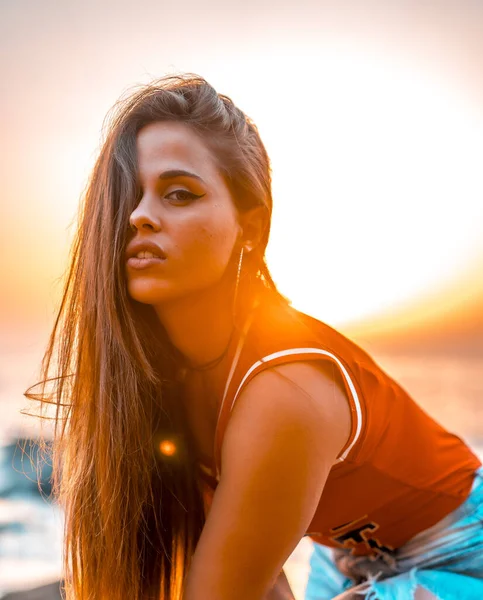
[125,121,242,307]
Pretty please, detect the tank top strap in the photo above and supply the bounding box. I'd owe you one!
[212,295,265,478]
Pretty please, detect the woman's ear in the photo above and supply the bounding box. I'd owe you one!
[238,206,268,254]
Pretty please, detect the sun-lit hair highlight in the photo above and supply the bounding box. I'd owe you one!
[24,73,284,600]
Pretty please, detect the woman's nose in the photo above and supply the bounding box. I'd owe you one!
[129,197,162,232]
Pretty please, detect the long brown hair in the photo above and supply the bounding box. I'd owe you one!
[25,74,283,600]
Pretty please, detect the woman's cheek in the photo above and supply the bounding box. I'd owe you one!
[180,212,238,270]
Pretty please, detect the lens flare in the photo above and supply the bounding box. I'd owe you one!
[159,440,177,457]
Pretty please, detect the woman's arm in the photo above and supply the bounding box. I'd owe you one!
[183,360,352,600]
[265,569,296,600]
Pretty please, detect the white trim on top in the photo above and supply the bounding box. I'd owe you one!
[218,311,257,430]
[213,305,260,478]
[230,348,363,462]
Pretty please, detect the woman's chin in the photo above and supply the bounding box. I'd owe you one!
[126,276,225,308]
[126,281,174,306]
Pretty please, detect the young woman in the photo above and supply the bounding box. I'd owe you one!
[26,74,483,600]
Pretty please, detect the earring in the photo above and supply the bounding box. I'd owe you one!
[232,246,245,316]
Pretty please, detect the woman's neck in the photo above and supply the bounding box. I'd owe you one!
[154,279,236,369]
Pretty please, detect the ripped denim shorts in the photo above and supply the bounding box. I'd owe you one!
[304,466,483,600]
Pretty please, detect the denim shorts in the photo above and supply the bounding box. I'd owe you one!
[304,466,483,599]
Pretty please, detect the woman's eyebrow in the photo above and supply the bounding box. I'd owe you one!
[158,169,205,183]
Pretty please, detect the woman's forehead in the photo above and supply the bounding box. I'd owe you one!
[136,121,221,183]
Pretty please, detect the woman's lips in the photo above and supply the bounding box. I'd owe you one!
[126,257,167,270]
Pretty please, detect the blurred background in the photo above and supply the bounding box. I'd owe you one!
[1,0,482,598]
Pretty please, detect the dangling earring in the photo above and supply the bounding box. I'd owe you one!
[232,246,244,317]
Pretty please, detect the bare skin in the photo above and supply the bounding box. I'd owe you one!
[265,570,296,600]
[332,584,438,599]
[126,122,353,599]
[182,361,351,600]
[126,121,264,369]
[414,588,439,600]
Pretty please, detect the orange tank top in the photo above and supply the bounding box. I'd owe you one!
[198,288,481,557]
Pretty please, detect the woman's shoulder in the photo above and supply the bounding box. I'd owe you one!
[214,347,355,478]
[238,358,352,449]
[221,357,352,480]
[215,287,400,473]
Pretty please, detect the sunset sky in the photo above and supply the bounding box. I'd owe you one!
[1,1,482,434]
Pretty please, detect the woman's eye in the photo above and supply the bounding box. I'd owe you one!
[165,189,204,203]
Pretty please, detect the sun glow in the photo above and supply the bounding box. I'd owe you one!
[13,43,483,331]
[212,44,483,326]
